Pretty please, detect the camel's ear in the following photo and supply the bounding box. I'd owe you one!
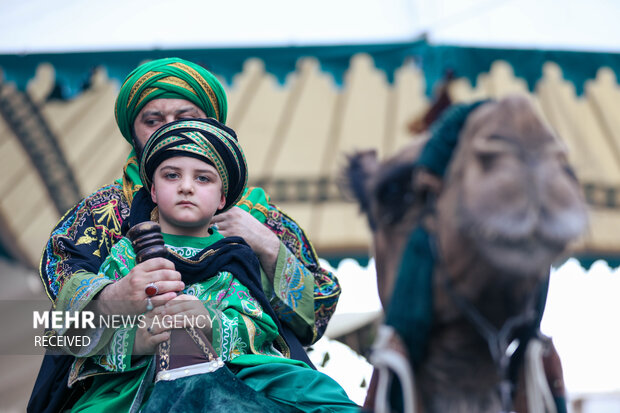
[340,150,379,218]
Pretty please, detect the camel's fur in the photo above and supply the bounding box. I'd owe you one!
[343,96,587,412]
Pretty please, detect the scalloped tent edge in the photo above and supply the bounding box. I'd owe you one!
[2,40,620,98]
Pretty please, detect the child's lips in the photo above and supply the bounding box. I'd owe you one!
[177,200,195,206]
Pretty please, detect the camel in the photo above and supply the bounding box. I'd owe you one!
[343,96,588,412]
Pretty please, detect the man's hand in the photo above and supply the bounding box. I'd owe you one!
[211,207,280,280]
[96,258,184,316]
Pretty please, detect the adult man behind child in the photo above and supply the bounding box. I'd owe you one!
[68,118,358,412]
[30,58,341,412]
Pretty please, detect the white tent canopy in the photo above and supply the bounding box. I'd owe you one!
[1,0,619,54]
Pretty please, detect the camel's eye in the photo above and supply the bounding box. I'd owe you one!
[475,134,518,172]
[478,152,498,172]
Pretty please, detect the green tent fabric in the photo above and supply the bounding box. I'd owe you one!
[2,40,620,97]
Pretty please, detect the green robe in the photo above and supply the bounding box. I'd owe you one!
[71,231,357,412]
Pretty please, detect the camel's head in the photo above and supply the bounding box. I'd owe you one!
[343,96,588,306]
[437,96,588,277]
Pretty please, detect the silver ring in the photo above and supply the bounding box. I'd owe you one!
[146,297,153,311]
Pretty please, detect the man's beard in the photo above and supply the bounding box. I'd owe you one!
[132,137,144,160]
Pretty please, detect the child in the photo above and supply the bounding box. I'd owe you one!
[70,119,359,412]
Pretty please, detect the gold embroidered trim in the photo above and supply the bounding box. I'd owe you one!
[240,314,260,355]
[275,335,290,359]
[185,327,216,361]
[135,87,158,110]
[127,71,160,108]
[158,339,170,371]
[169,62,220,120]
[68,357,85,386]
[237,200,269,218]
[192,124,243,175]
[167,247,214,263]
[158,76,193,93]
[121,157,142,206]
[76,227,97,246]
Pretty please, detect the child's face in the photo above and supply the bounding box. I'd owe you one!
[151,156,226,237]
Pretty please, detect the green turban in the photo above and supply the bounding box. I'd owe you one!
[140,118,247,213]
[115,57,228,144]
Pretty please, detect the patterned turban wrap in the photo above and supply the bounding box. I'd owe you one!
[140,118,247,213]
[115,57,228,144]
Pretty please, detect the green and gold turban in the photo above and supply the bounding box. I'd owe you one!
[115,57,228,144]
[140,118,247,213]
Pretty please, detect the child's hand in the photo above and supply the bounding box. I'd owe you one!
[97,257,185,315]
[133,307,171,355]
[162,294,214,336]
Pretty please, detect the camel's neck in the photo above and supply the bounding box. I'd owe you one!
[417,231,544,412]
[433,227,545,326]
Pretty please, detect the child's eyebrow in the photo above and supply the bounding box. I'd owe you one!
[159,165,181,172]
[158,165,218,175]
